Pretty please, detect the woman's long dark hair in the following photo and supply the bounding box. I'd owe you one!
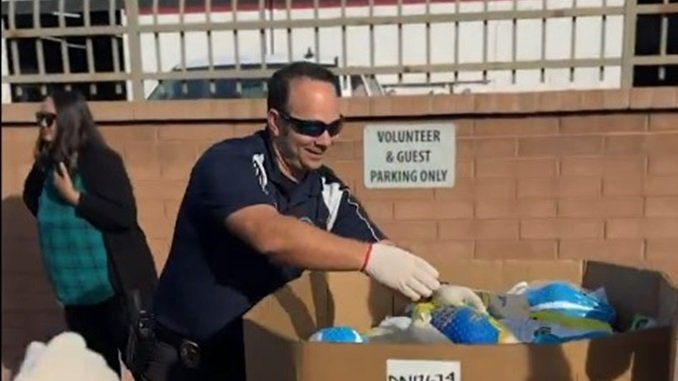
[34,89,107,172]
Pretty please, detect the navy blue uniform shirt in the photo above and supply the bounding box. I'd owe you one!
[153,129,386,340]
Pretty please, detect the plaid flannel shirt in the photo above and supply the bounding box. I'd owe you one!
[36,169,114,306]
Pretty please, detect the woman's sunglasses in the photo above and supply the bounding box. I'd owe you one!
[36,111,57,126]
[277,110,343,138]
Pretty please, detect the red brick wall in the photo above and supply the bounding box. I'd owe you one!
[2,88,677,379]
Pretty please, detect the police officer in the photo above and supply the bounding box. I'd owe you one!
[142,61,442,381]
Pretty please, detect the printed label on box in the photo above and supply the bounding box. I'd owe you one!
[386,359,461,381]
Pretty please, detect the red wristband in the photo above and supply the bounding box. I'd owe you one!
[360,244,373,272]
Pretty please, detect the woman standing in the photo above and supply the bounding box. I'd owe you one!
[22,89,158,378]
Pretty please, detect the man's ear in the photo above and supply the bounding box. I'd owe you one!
[267,109,281,137]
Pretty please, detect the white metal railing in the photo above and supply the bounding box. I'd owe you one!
[1,0,677,102]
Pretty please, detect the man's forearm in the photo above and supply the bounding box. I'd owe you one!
[259,214,371,271]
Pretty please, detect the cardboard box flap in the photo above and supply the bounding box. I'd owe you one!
[244,271,330,339]
[325,272,393,332]
[657,272,678,326]
[575,326,674,380]
[243,322,301,381]
[429,259,584,292]
[656,269,678,381]
[243,272,332,381]
[583,261,678,329]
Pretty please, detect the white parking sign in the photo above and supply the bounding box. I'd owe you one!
[363,123,456,189]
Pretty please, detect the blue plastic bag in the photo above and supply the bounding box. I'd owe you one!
[522,282,616,324]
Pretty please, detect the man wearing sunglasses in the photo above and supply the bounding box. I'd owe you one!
[142,62,444,381]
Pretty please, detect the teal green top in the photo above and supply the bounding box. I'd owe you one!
[36,169,115,306]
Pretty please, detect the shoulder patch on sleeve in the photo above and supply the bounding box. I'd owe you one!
[321,176,344,231]
[252,153,269,194]
[321,175,380,241]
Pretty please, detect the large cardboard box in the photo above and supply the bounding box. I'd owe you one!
[243,260,678,381]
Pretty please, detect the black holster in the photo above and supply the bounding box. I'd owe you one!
[124,290,157,378]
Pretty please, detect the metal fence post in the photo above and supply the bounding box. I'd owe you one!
[124,0,144,101]
[620,0,638,88]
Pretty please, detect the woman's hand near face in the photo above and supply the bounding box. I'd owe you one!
[53,162,80,206]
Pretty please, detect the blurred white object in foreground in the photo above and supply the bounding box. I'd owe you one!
[13,332,118,381]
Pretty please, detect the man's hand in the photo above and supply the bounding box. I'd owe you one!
[362,243,440,301]
[53,162,80,206]
[13,332,118,381]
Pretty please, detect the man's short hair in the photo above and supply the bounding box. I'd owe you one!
[267,61,338,112]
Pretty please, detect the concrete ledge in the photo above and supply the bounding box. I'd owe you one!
[2,88,677,125]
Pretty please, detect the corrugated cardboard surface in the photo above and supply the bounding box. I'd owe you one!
[244,260,678,381]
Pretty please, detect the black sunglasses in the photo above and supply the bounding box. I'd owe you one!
[277,110,343,138]
[36,111,57,126]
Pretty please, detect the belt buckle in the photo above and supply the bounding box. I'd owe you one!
[179,339,201,369]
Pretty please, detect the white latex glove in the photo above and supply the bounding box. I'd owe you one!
[363,243,440,301]
[432,284,487,314]
[13,332,118,381]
